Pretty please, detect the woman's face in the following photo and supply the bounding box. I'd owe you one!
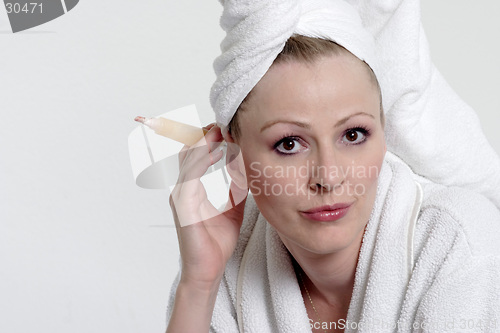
[234,54,386,256]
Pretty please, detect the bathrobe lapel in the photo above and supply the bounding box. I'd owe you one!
[237,213,311,332]
[346,158,423,332]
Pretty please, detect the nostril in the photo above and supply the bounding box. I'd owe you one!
[309,178,345,193]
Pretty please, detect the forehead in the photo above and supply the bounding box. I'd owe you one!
[240,54,379,125]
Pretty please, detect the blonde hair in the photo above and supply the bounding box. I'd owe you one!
[228,35,384,141]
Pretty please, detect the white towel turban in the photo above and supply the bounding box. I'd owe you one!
[209,0,500,208]
[210,0,377,129]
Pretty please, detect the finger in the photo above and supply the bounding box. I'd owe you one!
[222,178,249,213]
[171,180,222,228]
[177,144,225,185]
[202,123,216,132]
[208,145,225,167]
[189,124,224,152]
[178,144,190,168]
[177,125,224,180]
[178,124,220,168]
[171,145,225,228]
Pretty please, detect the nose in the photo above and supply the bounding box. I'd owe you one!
[308,147,345,192]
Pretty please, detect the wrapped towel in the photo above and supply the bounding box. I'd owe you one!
[210,0,377,129]
[210,0,500,209]
[346,0,500,208]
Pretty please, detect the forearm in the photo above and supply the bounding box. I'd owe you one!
[166,279,221,333]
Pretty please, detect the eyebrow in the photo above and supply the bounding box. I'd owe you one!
[260,111,375,133]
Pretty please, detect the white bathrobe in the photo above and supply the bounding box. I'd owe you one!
[166,152,500,332]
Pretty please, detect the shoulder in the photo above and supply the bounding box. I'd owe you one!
[384,151,500,257]
[383,155,500,323]
[411,184,500,326]
[418,180,500,257]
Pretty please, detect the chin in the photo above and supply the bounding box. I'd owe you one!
[279,224,364,256]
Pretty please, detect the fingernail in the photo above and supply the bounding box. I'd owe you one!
[214,145,224,154]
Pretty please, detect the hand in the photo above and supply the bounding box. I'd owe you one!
[169,123,248,288]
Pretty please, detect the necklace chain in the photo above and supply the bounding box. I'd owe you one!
[297,268,328,333]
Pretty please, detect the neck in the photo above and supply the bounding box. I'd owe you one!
[287,230,363,308]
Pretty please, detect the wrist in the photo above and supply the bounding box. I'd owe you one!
[167,278,222,332]
[175,278,221,313]
[179,274,223,295]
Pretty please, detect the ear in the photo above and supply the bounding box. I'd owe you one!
[224,141,247,192]
[221,125,236,144]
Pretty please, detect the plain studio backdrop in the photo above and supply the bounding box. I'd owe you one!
[0,1,498,332]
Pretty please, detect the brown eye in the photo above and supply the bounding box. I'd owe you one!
[275,137,305,155]
[282,139,295,151]
[341,128,369,145]
[345,130,358,142]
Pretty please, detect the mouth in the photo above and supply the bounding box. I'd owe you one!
[300,203,353,222]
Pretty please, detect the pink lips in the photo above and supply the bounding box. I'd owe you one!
[301,203,352,222]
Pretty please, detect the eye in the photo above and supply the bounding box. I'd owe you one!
[274,137,306,155]
[341,127,369,145]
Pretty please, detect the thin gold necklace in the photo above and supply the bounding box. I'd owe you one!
[297,268,328,333]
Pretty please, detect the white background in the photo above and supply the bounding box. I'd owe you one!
[0,1,498,332]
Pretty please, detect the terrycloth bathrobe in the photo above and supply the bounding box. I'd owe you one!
[166,152,500,332]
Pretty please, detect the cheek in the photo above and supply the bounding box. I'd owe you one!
[242,151,307,202]
[346,143,385,198]
[245,162,299,199]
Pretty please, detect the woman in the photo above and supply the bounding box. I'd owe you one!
[166,1,500,332]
